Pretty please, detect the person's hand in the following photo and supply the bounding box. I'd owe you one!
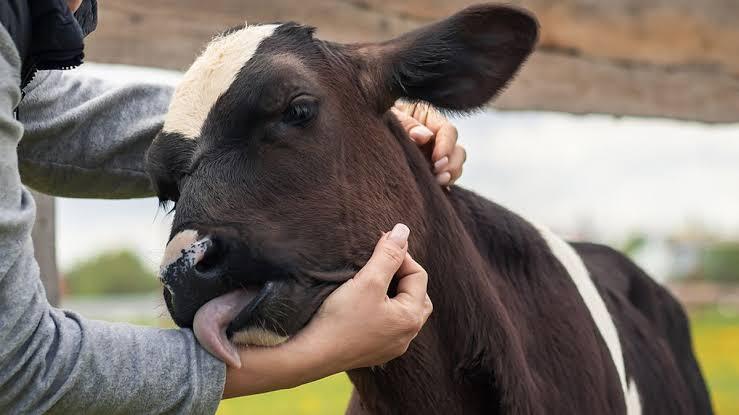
[392,101,466,186]
[300,223,432,369]
[223,224,432,398]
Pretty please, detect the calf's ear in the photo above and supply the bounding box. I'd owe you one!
[359,4,538,112]
[145,132,196,204]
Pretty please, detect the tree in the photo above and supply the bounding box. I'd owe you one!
[64,250,159,296]
[702,242,739,283]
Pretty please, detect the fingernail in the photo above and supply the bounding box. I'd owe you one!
[434,156,449,172]
[409,125,433,142]
[388,223,410,247]
[436,172,451,185]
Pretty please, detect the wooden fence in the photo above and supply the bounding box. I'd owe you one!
[84,0,739,123]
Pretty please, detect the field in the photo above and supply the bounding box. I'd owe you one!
[690,308,739,415]
[217,373,352,415]
[216,308,739,414]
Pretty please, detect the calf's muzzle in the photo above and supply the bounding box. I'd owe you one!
[159,230,233,327]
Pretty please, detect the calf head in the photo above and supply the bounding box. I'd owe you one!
[145,4,537,361]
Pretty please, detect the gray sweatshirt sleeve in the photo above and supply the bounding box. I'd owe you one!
[16,67,171,199]
[0,28,226,414]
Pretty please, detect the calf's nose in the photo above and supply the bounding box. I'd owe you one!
[159,230,229,304]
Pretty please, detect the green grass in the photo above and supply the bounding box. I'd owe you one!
[216,373,352,415]
[689,307,739,415]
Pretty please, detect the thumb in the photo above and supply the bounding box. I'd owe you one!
[390,107,434,145]
[354,224,410,292]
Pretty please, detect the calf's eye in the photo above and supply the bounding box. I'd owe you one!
[282,96,318,127]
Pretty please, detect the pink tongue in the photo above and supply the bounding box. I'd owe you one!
[193,290,256,368]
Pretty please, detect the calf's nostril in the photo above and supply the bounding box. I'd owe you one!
[193,238,224,276]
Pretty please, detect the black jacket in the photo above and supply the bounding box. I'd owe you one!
[0,0,97,88]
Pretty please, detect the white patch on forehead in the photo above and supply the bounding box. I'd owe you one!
[163,23,279,139]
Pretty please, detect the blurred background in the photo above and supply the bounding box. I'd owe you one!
[30,1,738,414]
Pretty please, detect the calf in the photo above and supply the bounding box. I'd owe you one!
[146,4,713,414]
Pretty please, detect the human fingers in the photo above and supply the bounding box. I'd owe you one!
[390,107,434,145]
[353,223,410,293]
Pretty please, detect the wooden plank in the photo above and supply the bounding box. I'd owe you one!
[498,51,739,121]
[353,0,739,76]
[30,191,60,306]
[83,0,739,122]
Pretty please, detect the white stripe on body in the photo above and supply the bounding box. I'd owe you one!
[536,225,641,415]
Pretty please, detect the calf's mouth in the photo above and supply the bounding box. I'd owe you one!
[193,282,283,368]
[159,228,293,367]
[159,228,350,367]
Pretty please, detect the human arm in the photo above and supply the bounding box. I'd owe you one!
[17,68,172,198]
[17,71,465,200]
[0,28,225,414]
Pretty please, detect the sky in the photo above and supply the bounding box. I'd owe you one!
[54,64,739,278]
